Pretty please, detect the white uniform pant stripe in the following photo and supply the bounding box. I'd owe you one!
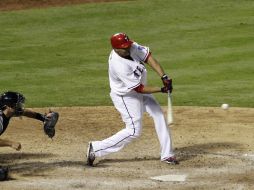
[94,96,136,153]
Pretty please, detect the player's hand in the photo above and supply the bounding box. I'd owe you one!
[161,75,173,92]
[11,142,21,151]
[161,75,172,86]
[161,74,169,86]
[161,77,173,93]
[161,86,172,93]
[161,86,168,93]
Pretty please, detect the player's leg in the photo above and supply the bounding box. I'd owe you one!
[143,94,174,160]
[92,92,143,157]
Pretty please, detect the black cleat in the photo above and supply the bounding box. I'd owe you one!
[86,142,95,166]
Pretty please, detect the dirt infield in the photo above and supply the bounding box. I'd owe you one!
[0,106,253,189]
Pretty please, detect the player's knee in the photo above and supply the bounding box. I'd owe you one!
[133,129,142,138]
[126,128,141,139]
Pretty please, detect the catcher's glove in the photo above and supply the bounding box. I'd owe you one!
[44,111,59,138]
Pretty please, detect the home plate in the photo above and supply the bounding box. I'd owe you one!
[150,174,187,182]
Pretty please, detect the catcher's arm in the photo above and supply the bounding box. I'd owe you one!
[22,109,59,138]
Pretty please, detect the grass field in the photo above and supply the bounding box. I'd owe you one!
[0,0,253,107]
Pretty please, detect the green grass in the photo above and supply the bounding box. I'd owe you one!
[0,0,253,107]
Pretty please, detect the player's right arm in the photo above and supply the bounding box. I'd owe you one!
[134,84,169,94]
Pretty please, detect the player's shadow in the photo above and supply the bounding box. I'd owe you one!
[0,153,84,178]
[8,160,84,177]
[96,156,159,167]
[0,153,53,164]
[175,142,243,162]
[96,142,243,166]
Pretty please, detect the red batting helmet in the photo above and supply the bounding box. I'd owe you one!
[110,33,133,49]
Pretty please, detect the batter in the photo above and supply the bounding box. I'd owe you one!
[87,33,178,166]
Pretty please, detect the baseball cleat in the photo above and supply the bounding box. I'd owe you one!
[86,142,95,166]
[162,156,179,165]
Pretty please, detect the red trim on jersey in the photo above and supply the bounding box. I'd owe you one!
[144,52,151,63]
[134,84,144,93]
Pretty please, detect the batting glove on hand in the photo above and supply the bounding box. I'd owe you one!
[161,86,173,93]
[161,74,169,85]
[161,75,173,93]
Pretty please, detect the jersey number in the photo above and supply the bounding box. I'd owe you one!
[134,66,143,78]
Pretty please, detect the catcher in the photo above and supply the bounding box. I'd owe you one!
[0,91,59,151]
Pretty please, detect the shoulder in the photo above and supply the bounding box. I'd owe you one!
[129,42,150,62]
[130,42,149,52]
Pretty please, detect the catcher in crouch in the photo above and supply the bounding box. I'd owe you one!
[0,91,59,151]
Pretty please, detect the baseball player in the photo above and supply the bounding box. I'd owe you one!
[0,91,59,151]
[87,33,178,166]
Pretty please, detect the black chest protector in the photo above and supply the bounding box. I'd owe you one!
[0,111,10,136]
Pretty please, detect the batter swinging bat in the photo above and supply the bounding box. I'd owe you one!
[167,91,173,125]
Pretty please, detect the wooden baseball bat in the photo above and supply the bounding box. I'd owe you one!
[167,91,173,125]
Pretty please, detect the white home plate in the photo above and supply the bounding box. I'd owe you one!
[150,174,187,182]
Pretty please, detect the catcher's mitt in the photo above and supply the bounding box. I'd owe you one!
[44,111,59,138]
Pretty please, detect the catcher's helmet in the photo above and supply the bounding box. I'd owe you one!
[0,91,25,116]
[110,33,133,49]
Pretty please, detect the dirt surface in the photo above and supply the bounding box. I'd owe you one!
[0,0,130,11]
[0,106,253,189]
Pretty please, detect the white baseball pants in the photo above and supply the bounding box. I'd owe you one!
[92,91,174,160]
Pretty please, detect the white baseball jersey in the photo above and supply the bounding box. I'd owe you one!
[108,42,150,95]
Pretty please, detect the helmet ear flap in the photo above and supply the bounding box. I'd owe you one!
[15,93,25,116]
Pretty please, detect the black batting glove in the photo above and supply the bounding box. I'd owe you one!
[161,85,173,93]
[161,86,168,93]
[161,74,173,93]
[161,74,169,86]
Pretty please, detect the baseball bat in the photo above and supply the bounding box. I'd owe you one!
[167,91,173,125]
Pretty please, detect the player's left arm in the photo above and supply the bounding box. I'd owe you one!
[146,55,166,78]
[146,55,173,92]
[22,109,45,122]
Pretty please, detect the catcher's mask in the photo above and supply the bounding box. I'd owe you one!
[0,91,25,116]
